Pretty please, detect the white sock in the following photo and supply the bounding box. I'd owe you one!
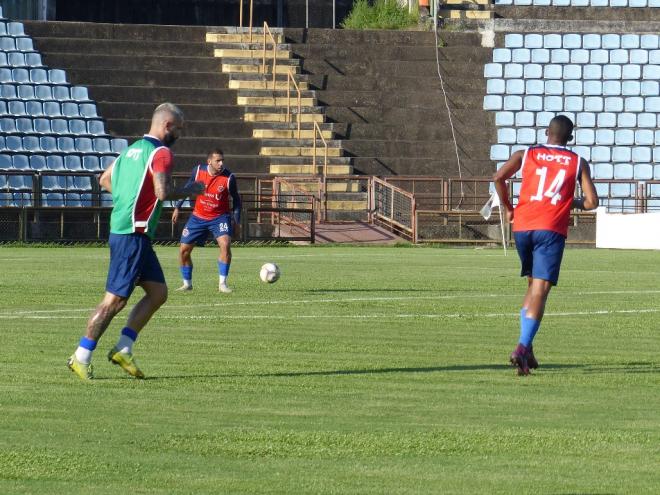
[219,275,227,285]
[116,334,135,354]
[75,346,93,364]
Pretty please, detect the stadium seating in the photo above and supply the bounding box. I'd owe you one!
[484,30,660,209]
[0,17,124,207]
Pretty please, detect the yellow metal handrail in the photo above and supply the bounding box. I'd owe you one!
[262,22,277,89]
[312,121,329,220]
[286,69,302,140]
[239,0,254,42]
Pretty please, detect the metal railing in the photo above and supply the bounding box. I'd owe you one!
[262,21,278,89]
[371,176,416,241]
[238,0,254,41]
[286,69,302,140]
[312,120,329,219]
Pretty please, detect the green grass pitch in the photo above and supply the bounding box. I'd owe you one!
[1,245,659,494]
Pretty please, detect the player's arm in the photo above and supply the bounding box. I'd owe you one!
[172,167,198,224]
[493,150,524,222]
[99,161,114,192]
[152,149,203,202]
[228,174,242,224]
[572,158,599,210]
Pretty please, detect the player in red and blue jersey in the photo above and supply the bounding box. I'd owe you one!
[172,149,242,293]
[494,115,599,376]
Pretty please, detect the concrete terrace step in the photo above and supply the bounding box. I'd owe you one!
[206,33,285,44]
[32,37,214,57]
[230,79,311,90]
[262,138,342,148]
[214,48,292,59]
[40,53,222,72]
[24,21,208,42]
[88,85,238,105]
[284,28,435,46]
[493,5,660,22]
[269,156,351,165]
[107,119,255,138]
[207,26,285,34]
[490,18,660,34]
[221,57,300,66]
[121,136,261,155]
[253,129,333,139]
[343,122,493,142]
[270,164,353,175]
[174,154,269,173]
[212,42,291,51]
[237,96,316,106]
[260,146,343,157]
[351,157,492,176]
[98,102,245,121]
[63,68,230,88]
[245,113,324,123]
[222,63,301,75]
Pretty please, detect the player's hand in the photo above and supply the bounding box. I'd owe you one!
[172,208,179,224]
[232,219,240,238]
[506,207,514,224]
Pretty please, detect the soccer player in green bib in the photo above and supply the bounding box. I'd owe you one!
[67,103,202,380]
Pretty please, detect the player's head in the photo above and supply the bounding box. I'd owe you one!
[546,115,574,145]
[150,102,184,147]
[207,148,224,173]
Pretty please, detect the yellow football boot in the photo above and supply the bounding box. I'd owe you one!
[107,347,145,379]
[67,354,93,380]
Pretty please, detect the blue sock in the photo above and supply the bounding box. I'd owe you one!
[218,261,230,277]
[180,265,193,283]
[116,327,138,353]
[519,310,541,348]
[79,336,97,351]
[121,327,138,341]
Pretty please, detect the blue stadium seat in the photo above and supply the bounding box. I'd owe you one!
[551,49,569,64]
[1,83,16,98]
[614,164,634,180]
[597,112,616,127]
[543,64,563,79]
[562,33,581,49]
[6,135,23,151]
[26,100,43,116]
[646,97,660,113]
[0,192,13,206]
[544,79,563,95]
[634,164,653,180]
[111,139,128,153]
[602,34,621,49]
[8,100,27,116]
[536,128,547,144]
[622,34,640,48]
[596,129,615,145]
[100,155,116,170]
[25,53,42,67]
[604,97,624,112]
[498,128,516,144]
[612,146,632,163]
[635,130,654,145]
[87,120,105,135]
[484,63,502,78]
[64,192,82,207]
[531,48,549,63]
[615,129,635,145]
[13,192,33,206]
[583,34,601,49]
[8,174,30,190]
[514,111,534,127]
[79,104,98,118]
[621,80,640,96]
[16,117,32,133]
[524,34,543,48]
[74,175,93,191]
[512,48,530,63]
[504,63,523,78]
[505,34,523,48]
[625,97,644,112]
[565,96,584,112]
[43,192,65,207]
[632,146,651,162]
[34,118,50,134]
[630,49,648,64]
[618,112,636,127]
[0,68,11,83]
[0,36,15,51]
[64,155,82,171]
[592,146,611,162]
[603,65,622,80]
[71,86,90,101]
[48,69,67,84]
[22,135,40,152]
[75,137,93,152]
[46,155,65,171]
[577,112,596,128]
[575,129,595,145]
[522,95,541,111]
[506,79,524,94]
[536,112,552,127]
[29,155,46,170]
[638,113,657,128]
[517,128,536,145]
[50,119,69,135]
[57,137,75,152]
[39,136,57,152]
[52,85,70,101]
[0,154,11,170]
[93,138,111,153]
[0,117,15,133]
[8,52,26,67]
[622,65,641,80]
[8,23,25,36]
[8,154,31,171]
[525,79,544,95]
[44,101,62,117]
[490,144,510,161]
[643,65,660,80]
[584,80,602,95]
[42,174,66,191]
[523,63,542,79]
[583,64,602,80]
[69,119,86,135]
[570,49,589,64]
[80,193,93,207]
[602,80,621,96]
[593,163,614,180]
[543,34,562,49]
[483,95,502,111]
[487,79,505,94]
[29,68,48,84]
[610,49,628,64]
[590,49,609,64]
[584,97,603,112]
[62,102,79,118]
[82,155,101,171]
[641,34,659,49]
[34,84,53,100]
[101,192,113,206]
[17,84,34,99]
[563,80,582,95]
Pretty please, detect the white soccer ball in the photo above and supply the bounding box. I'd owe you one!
[259,262,280,283]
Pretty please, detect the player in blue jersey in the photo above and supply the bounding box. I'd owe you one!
[172,149,242,293]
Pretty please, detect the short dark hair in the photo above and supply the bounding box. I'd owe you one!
[208,149,224,159]
[548,115,574,144]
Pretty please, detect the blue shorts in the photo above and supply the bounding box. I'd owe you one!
[106,233,165,298]
[180,213,232,246]
[513,230,566,285]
